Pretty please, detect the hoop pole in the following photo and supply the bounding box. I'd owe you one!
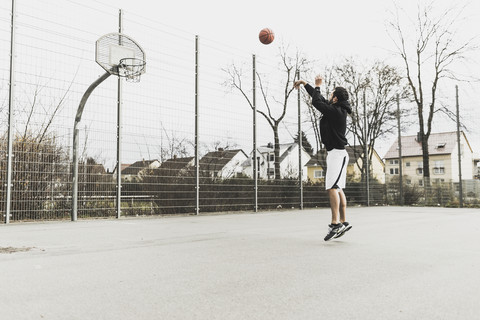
[72,71,111,221]
[5,0,17,224]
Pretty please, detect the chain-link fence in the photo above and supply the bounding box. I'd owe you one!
[1,1,479,222]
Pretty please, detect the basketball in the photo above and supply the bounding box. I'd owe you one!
[259,28,274,45]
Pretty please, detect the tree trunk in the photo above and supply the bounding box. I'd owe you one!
[273,125,281,180]
[422,135,431,202]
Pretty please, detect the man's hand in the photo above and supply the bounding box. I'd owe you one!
[293,80,307,89]
[315,75,323,87]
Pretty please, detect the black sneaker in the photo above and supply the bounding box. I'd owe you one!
[333,222,352,239]
[324,223,345,241]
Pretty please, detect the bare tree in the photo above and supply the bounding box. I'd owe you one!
[336,59,409,182]
[159,126,192,161]
[1,76,75,219]
[387,1,477,187]
[224,45,309,179]
[301,65,336,153]
[301,58,408,182]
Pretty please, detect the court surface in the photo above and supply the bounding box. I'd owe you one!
[1,206,479,320]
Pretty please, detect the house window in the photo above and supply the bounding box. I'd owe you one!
[268,154,274,162]
[267,168,275,176]
[389,159,399,165]
[433,160,445,174]
[419,179,423,186]
[314,170,324,178]
[417,162,423,175]
[389,168,399,175]
[406,179,412,185]
[405,162,410,167]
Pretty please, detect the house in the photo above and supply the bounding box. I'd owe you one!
[305,146,385,184]
[199,149,248,179]
[157,156,194,178]
[346,146,385,183]
[242,142,311,180]
[121,159,161,182]
[473,154,480,179]
[384,131,475,186]
[110,163,132,176]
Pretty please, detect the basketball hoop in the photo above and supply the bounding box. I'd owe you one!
[95,32,146,82]
[118,57,146,83]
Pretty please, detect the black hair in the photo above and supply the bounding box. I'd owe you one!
[333,87,349,102]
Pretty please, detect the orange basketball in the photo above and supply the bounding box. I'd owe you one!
[259,28,274,45]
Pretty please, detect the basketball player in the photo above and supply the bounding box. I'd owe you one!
[294,75,353,241]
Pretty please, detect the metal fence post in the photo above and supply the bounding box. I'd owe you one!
[456,85,463,208]
[72,128,79,221]
[195,35,200,215]
[5,0,17,224]
[297,70,303,210]
[252,54,258,212]
[396,94,404,205]
[116,9,123,219]
[363,90,370,206]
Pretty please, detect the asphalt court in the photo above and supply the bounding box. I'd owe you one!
[1,206,479,319]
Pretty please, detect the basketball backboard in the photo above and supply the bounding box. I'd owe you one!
[95,33,146,78]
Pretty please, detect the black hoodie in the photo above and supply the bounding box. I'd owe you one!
[304,84,352,151]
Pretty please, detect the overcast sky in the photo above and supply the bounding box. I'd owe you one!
[103,0,479,60]
[97,0,480,155]
[4,0,478,161]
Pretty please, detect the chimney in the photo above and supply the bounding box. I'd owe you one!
[267,142,273,149]
[416,132,422,143]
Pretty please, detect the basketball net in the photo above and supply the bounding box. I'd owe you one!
[119,58,146,83]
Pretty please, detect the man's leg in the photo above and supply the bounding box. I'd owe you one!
[324,188,344,241]
[328,188,340,224]
[334,189,352,239]
[338,189,347,223]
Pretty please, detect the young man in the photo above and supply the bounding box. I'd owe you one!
[294,75,353,241]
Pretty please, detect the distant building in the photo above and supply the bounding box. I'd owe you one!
[157,156,194,178]
[305,146,385,184]
[473,154,480,180]
[384,131,475,185]
[200,149,248,179]
[242,142,311,180]
[121,159,161,182]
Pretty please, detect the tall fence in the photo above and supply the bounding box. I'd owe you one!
[1,1,479,222]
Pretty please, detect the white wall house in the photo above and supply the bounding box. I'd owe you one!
[384,131,474,185]
[243,142,311,180]
[200,149,248,179]
[121,159,161,182]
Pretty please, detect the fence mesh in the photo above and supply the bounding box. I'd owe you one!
[1,1,479,222]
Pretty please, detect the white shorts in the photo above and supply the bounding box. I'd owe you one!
[325,149,349,190]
